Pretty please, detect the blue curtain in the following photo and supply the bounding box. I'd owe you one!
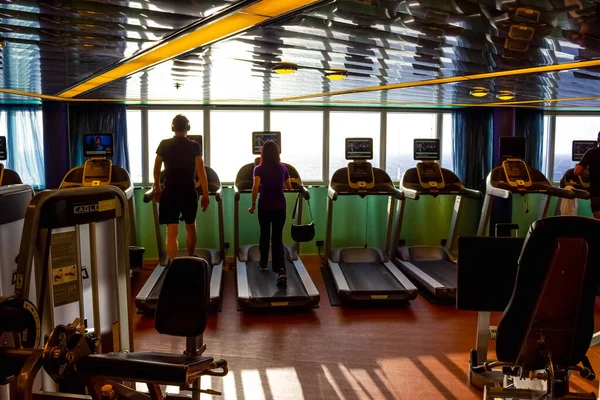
[515,109,544,171]
[452,108,494,192]
[4,105,46,189]
[69,104,129,171]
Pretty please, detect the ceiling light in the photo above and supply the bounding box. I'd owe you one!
[470,87,488,97]
[272,62,297,75]
[325,68,348,80]
[497,90,515,101]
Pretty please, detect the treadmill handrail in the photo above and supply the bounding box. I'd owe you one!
[461,188,482,199]
[329,187,404,200]
[402,187,420,200]
[143,186,154,203]
[215,186,223,202]
[547,187,577,199]
[568,188,590,200]
[300,185,310,201]
[328,186,338,201]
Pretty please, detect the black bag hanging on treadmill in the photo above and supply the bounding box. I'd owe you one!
[291,193,315,243]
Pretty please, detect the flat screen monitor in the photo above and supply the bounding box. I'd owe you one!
[0,136,6,161]
[188,135,203,157]
[500,137,525,159]
[572,140,596,162]
[345,138,373,160]
[414,139,440,161]
[84,134,114,158]
[252,131,281,155]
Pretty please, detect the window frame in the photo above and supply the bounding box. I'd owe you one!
[125,105,454,186]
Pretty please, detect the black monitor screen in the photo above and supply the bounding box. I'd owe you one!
[0,136,6,161]
[414,139,440,161]
[500,137,525,159]
[188,135,203,157]
[345,138,373,160]
[504,160,529,181]
[572,140,596,162]
[253,131,281,155]
[84,134,114,158]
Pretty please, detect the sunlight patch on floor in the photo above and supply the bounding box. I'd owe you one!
[241,369,266,400]
[266,368,304,400]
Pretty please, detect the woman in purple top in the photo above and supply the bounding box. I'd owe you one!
[248,141,292,287]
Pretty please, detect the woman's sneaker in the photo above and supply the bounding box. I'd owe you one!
[259,262,268,271]
[277,272,287,287]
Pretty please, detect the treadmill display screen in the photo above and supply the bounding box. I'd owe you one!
[0,136,6,161]
[349,163,374,184]
[500,137,525,159]
[346,138,373,160]
[414,139,440,161]
[572,140,596,161]
[188,135,203,157]
[418,162,442,182]
[253,131,281,155]
[504,160,529,181]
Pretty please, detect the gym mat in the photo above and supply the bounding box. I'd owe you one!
[320,266,341,306]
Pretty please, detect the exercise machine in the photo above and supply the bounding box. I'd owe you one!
[458,216,600,399]
[477,137,577,236]
[392,138,481,301]
[234,131,319,310]
[544,140,595,216]
[0,136,22,187]
[136,135,225,313]
[0,138,34,299]
[324,138,418,305]
[0,255,228,400]
[4,186,133,395]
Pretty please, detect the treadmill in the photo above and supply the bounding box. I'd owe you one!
[393,139,481,301]
[235,131,319,311]
[0,135,22,186]
[478,137,577,236]
[136,135,225,313]
[325,138,418,305]
[541,140,594,216]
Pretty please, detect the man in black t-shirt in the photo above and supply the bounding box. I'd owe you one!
[153,114,210,261]
[574,132,600,219]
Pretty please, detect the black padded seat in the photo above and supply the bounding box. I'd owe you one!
[496,216,600,370]
[77,352,214,385]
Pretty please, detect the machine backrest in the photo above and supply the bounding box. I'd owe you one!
[496,216,600,369]
[1,169,22,185]
[155,257,210,337]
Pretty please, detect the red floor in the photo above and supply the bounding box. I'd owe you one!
[129,256,600,400]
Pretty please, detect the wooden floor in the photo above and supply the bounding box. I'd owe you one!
[129,256,600,400]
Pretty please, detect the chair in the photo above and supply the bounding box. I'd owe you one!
[470,216,600,399]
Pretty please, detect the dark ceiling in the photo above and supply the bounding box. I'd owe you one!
[3,0,600,108]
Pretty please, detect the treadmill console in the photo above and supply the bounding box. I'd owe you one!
[82,158,113,187]
[416,162,445,190]
[348,161,375,189]
[502,159,532,188]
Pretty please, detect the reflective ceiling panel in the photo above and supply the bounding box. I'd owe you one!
[6,0,600,108]
[0,0,246,96]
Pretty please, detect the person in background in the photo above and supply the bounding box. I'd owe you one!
[248,141,292,287]
[574,131,600,219]
[153,114,210,261]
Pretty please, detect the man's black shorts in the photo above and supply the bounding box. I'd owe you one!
[592,197,600,213]
[159,188,198,225]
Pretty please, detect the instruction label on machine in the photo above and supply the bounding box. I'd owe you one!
[50,230,80,306]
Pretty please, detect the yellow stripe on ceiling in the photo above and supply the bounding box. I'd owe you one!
[59,0,324,98]
[275,58,600,102]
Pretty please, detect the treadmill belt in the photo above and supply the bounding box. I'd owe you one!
[411,260,457,288]
[247,261,306,299]
[340,263,406,291]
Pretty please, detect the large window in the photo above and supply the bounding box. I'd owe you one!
[271,111,323,181]
[147,110,204,182]
[386,113,437,180]
[210,110,264,182]
[329,112,380,178]
[2,108,45,188]
[441,113,454,171]
[552,115,600,181]
[126,110,143,183]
